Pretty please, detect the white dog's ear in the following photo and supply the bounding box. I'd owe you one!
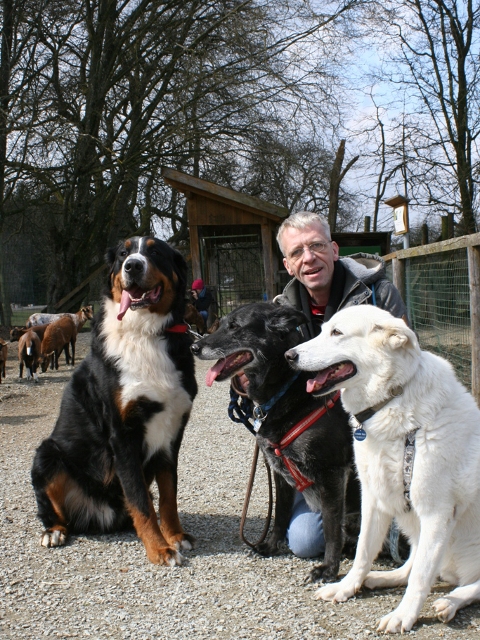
[386,331,409,350]
[372,323,415,350]
[384,325,417,350]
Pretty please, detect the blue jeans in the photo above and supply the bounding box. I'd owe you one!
[286,491,325,558]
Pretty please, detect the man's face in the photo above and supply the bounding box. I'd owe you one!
[281,223,339,300]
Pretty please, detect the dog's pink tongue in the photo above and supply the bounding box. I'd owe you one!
[206,361,225,387]
[117,290,132,321]
[306,371,329,393]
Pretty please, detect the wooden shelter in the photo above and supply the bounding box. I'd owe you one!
[162,168,392,315]
[162,168,288,310]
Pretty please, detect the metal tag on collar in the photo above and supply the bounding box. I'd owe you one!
[253,405,267,432]
[349,414,367,441]
[253,405,266,421]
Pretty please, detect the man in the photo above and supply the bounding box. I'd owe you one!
[275,210,408,558]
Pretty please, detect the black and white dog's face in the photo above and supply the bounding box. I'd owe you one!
[191,302,307,395]
[106,236,187,321]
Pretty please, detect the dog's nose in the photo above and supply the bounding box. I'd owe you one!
[190,342,200,354]
[284,349,299,362]
[124,258,144,274]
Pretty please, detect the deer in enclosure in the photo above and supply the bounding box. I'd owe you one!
[0,338,7,383]
[27,305,94,331]
[18,331,44,382]
[41,316,77,370]
[10,323,49,343]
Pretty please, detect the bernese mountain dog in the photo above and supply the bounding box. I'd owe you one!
[31,236,197,566]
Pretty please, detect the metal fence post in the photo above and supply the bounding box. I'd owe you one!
[392,256,406,303]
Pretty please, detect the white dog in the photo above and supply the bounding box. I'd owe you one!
[286,305,480,634]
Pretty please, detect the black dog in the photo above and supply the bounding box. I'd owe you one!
[191,302,360,582]
[31,236,197,566]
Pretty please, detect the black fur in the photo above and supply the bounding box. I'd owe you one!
[31,236,197,566]
[191,302,360,582]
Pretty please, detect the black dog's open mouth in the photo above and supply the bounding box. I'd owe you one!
[306,361,356,395]
[117,284,163,321]
[206,351,254,387]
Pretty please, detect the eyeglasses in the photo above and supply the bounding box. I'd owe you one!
[286,241,332,263]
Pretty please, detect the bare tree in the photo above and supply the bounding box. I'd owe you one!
[367,0,480,234]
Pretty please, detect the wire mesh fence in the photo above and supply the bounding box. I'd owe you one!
[407,250,471,389]
[386,239,477,393]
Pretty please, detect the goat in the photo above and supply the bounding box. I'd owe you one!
[0,338,7,383]
[41,316,77,370]
[10,323,49,343]
[184,303,206,335]
[207,314,220,334]
[27,305,94,330]
[18,331,43,382]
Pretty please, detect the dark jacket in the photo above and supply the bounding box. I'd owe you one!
[192,287,213,313]
[275,253,408,339]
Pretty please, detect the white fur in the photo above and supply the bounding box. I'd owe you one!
[290,305,480,633]
[101,298,192,461]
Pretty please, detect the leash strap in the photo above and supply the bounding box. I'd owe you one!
[239,442,274,550]
[228,386,256,435]
[270,391,341,492]
[403,430,417,510]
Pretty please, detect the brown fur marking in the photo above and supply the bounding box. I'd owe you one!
[111,272,124,303]
[45,472,70,525]
[127,502,176,565]
[156,468,184,545]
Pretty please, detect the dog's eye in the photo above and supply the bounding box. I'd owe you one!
[119,250,127,257]
[331,328,343,336]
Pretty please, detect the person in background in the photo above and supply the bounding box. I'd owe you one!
[191,279,213,325]
[275,210,409,559]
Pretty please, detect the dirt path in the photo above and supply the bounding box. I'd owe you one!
[0,332,479,639]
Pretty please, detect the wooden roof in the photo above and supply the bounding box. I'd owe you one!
[161,167,289,224]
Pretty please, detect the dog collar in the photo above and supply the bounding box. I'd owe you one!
[348,386,418,510]
[269,390,341,492]
[165,323,189,333]
[252,373,301,431]
[348,385,404,441]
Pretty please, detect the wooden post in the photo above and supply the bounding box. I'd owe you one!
[261,224,275,301]
[364,216,371,232]
[421,223,429,245]
[392,256,406,302]
[468,245,480,406]
[448,211,454,239]
[441,216,448,240]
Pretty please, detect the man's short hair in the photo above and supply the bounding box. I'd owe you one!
[277,211,332,256]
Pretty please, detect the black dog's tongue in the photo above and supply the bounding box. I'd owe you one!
[117,285,157,321]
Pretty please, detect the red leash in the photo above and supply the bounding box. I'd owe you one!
[269,391,341,492]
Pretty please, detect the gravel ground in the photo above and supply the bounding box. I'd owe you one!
[1,332,480,639]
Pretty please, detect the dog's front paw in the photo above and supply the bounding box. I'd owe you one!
[314,579,358,602]
[433,597,458,623]
[377,607,417,634]
[251,539,282,557]
[167,532,195,552]
[146,545,184,566]
[307,562,339,584]
[40,527,67,548]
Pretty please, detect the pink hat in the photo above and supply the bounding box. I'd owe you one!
[191,278,204,291]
